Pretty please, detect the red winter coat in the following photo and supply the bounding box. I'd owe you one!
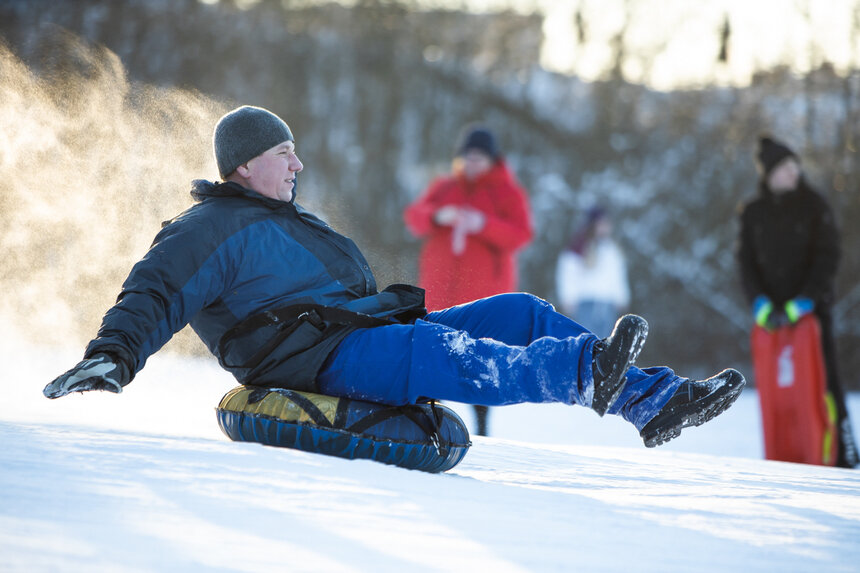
[404,161,533,311]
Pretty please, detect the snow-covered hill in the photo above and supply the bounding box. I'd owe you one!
[3,346,859,572]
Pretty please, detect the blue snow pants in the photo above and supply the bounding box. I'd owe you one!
[317,293,684,430]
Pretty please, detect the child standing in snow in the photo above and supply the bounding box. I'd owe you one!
[738,135,858,468]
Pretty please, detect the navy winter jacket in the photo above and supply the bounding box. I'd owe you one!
[85,180,424,390]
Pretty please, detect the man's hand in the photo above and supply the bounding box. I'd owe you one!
[43,353,130,399]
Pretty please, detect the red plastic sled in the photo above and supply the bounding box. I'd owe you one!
[752,314,837,465]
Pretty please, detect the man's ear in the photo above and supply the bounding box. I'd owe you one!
[235,162,251,178]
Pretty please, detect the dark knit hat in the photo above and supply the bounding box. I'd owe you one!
[213,106,294,178]
[456,125,500,160]
[756,136,796,176]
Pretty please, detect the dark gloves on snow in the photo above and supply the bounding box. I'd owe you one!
[43,353,131,399]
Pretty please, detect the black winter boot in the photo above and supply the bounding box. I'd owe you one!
[591,314,649,416]
[640,369,746,447]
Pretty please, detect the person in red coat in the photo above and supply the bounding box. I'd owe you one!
[404,125,533,435]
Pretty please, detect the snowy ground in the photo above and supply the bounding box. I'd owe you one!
[3,343,860,572]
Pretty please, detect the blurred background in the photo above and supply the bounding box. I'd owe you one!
[1,0,858,387]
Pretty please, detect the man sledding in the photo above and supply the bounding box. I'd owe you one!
[44,105,745,449]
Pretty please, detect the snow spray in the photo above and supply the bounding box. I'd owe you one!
[0,32,227,351]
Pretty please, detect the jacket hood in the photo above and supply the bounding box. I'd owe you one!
[191,179,242,201]
[190,179,295,208]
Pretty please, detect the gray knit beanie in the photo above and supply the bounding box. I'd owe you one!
[213,106,294,178]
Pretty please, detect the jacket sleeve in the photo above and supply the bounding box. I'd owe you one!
[404,179,447,238]
[473,182,533,252]
[84,217,234,377]
[737,205,764,304]
[801,194,840,304]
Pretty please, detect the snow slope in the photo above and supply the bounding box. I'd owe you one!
[3,344,860,572]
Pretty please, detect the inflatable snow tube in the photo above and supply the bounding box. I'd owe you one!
[216,386,471,473]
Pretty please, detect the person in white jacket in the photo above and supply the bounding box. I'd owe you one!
[556,206,630,337]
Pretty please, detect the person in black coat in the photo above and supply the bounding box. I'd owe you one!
[738,136,858,468]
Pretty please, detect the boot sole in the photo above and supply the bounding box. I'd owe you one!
[592,315,649,417]
[641,369,745,448]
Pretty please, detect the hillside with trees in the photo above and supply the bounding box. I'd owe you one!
[1,0,858,384]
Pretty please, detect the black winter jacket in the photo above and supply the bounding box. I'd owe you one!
[737,178,840,308]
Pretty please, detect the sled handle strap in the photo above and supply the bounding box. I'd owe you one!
[217,303,396,370]
[224,303,395,340]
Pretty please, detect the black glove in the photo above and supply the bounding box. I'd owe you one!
[43,353,131,399]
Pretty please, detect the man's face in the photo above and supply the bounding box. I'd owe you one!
[243,140,303,202]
